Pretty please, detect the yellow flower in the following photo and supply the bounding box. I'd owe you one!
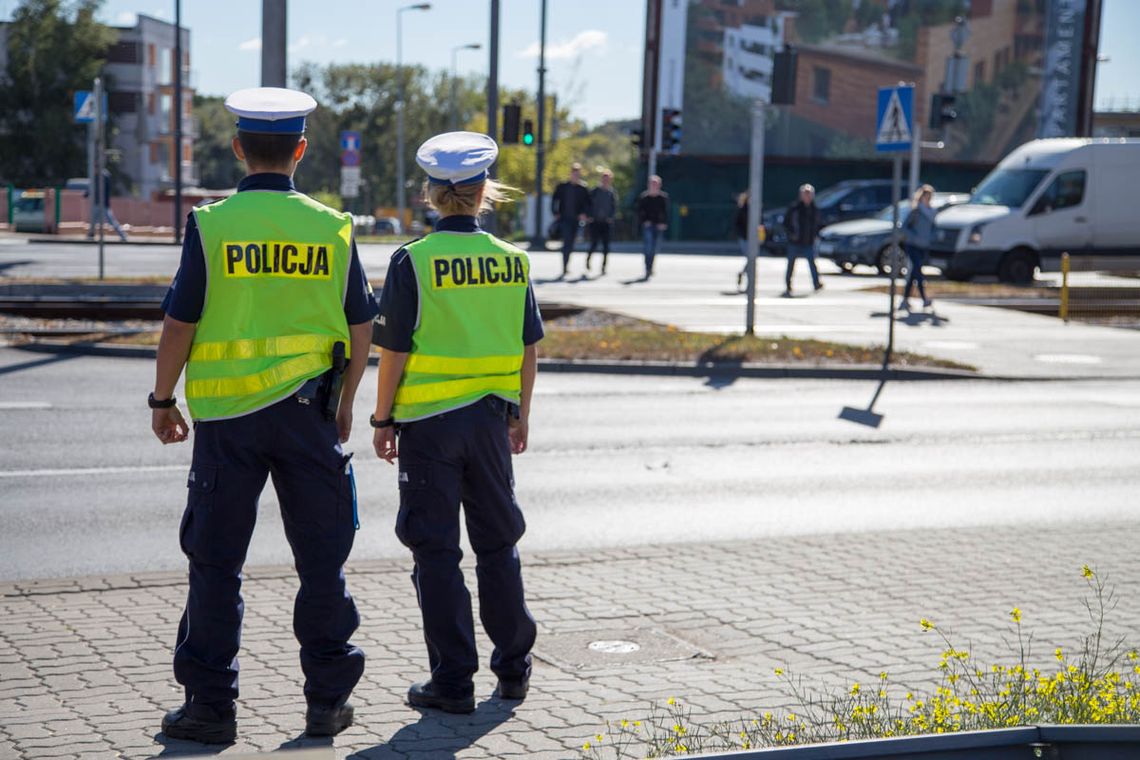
[583,742,591,750]
[596,734,603,742]
[920,618,935,631]
[1009,607,1022,624]
[1082,564,1094,579]
[620,720,629,729]
[667,697,676,706]
[1056,647,1064,661]
[774,667,784,676]
[850,683,861,696]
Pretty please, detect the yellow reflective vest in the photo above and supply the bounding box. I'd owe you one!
[392,231,528,422]
[185,190,352,421]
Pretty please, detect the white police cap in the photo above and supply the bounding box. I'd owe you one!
[416,131,498,186]
[224,87,317,134]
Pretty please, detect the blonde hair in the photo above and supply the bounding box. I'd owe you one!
[911,183,935,208]
[423,177,518,218]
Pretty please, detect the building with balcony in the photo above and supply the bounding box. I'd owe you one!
[104,14,196,200]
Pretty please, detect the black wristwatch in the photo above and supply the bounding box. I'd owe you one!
[148,392,177,409]
[369,414,395,429]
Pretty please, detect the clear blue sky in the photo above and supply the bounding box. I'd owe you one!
[1,0,1136,120]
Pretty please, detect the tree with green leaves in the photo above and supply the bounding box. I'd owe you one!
[191,94,244,190]
[0,0,115,185]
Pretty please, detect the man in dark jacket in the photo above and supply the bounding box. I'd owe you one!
[635,175,669,278]
[586,168,617,275]
[551,163,590,278]
[783,183,823,296]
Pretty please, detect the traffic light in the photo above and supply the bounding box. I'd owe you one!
[661,108,682,153]
[522,119,535,146]
[929,93,958,129]
[771,47,798,105]
[630,128,644,149]
[502,103,521,144]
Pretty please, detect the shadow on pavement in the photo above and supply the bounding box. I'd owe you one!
[869,310,951,327]
[0,260,34,275]
[620,275,651,286]
[839,377,888,428]
[150,732,231,756]
[346,700,515,759]
[0,351,81,377]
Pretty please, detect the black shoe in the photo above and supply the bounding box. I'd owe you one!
[495,677,530,701]
[305,702,354,737]
[161,704,237,744]
[407,681,476,714]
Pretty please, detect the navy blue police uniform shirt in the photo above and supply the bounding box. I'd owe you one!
[161,173,379,325]
[373,215,544,351]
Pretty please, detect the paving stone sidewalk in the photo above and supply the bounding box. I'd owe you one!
[2,520,1138,759]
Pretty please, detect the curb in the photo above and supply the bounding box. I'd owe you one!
[11,339,982,381]
[21,236,177,247]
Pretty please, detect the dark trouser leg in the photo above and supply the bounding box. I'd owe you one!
[600,222,611,271]
[561,220,576,273]
[586,222,598,268]
[173,417,268,710]
[785,246,798,290]
[396,416,477,693]
[807,246,821,288]
[460,401,536,682]
[902,245,917,300]
[913,249,928,302]
[267,400,364,708]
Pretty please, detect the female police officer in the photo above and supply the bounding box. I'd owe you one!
[370,131,542,714]
[150,87,375,742]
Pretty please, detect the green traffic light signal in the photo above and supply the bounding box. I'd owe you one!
[523,133,534,146]
[522,119,535,146]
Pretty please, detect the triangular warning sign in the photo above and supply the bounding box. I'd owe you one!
[876,89,911,145]
[75,93,96,121]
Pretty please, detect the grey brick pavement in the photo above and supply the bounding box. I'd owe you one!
[1,520,1138,759]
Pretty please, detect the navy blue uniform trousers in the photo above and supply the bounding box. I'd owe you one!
[395,397,537,695]
[173,393,365,710]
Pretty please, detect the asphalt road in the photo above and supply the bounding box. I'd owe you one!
[1,345,1138,581]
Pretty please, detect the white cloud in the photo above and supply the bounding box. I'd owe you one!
[239,37,262,52]
[332,38,349,49]
[289,35,314,53]
[518,30,607,60]
[114,11,138,25]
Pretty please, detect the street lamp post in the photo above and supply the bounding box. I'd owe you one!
[397,3,431,235]
[450,43,482,131]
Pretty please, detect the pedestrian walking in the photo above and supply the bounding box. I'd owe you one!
[86,169,128,241]
[636,174,669,278]
[371,131,542,715]
[783,183,823,296]
[586,167,617,275]
[734,191,749,290]
[901,184,936,312]
[551,162,590,277]
[150,87,376,743]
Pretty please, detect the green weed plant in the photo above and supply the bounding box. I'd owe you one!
[583,566,1139,758]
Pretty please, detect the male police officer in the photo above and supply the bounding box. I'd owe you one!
[371,132,542,714]
[150,87,377,742]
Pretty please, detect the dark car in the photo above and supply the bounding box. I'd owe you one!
[762,180,895,255]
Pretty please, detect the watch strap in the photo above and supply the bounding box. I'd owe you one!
[369,414,395,429]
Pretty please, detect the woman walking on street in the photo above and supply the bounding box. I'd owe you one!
[901,184,936,312]
[734,191,749,290]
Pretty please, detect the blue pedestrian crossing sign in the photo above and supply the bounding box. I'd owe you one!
[74,91,96,123]
[875,85,913,152]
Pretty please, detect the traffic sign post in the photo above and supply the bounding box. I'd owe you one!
[875,84,914,369]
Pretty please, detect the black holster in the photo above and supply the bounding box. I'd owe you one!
[318,341,347,420]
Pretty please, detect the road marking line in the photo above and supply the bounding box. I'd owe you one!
[0,401,53,410]
[0,464,186,479]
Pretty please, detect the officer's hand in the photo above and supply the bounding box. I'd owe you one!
[508,417,528,455]
[373,427,398,464]
[152,406,189,445]
[336,407,352,443]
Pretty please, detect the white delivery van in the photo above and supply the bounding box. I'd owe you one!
[927,138,1140,283]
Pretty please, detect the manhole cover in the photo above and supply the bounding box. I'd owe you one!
[535,628,710,671]
[589,639,641,654]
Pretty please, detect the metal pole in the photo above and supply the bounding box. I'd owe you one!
[1060,251,1071,323]
[86,114,95,239]
[884,153,902,368]
[261,0,286,87]
[173,0,183,244]
[396,10,406,236]
[745,100,765,335]
[450,47,458,132]
[532,0,547,246]
[908,123,920,198]
[485,0,500,235]
[95,77,105,279]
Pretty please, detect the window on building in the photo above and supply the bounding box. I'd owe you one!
[147,43,156,67]
[812,66,831,103]
[160,93,173,132]
[182,142,193,162]
[159,47,172,84]
[974,60,986,85]
[108,91,138,114]
[148,93,156,115]
[106,41,139,64]
[152,141,171,174]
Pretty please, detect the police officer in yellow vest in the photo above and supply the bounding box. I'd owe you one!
[149,87,376,743]
[371,132,542,714]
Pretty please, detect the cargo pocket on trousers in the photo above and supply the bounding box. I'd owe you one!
[179,464,218,561]
[395,464,430,549]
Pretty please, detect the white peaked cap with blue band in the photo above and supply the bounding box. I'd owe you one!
[224,87,317,134]
[416,131,498,186]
